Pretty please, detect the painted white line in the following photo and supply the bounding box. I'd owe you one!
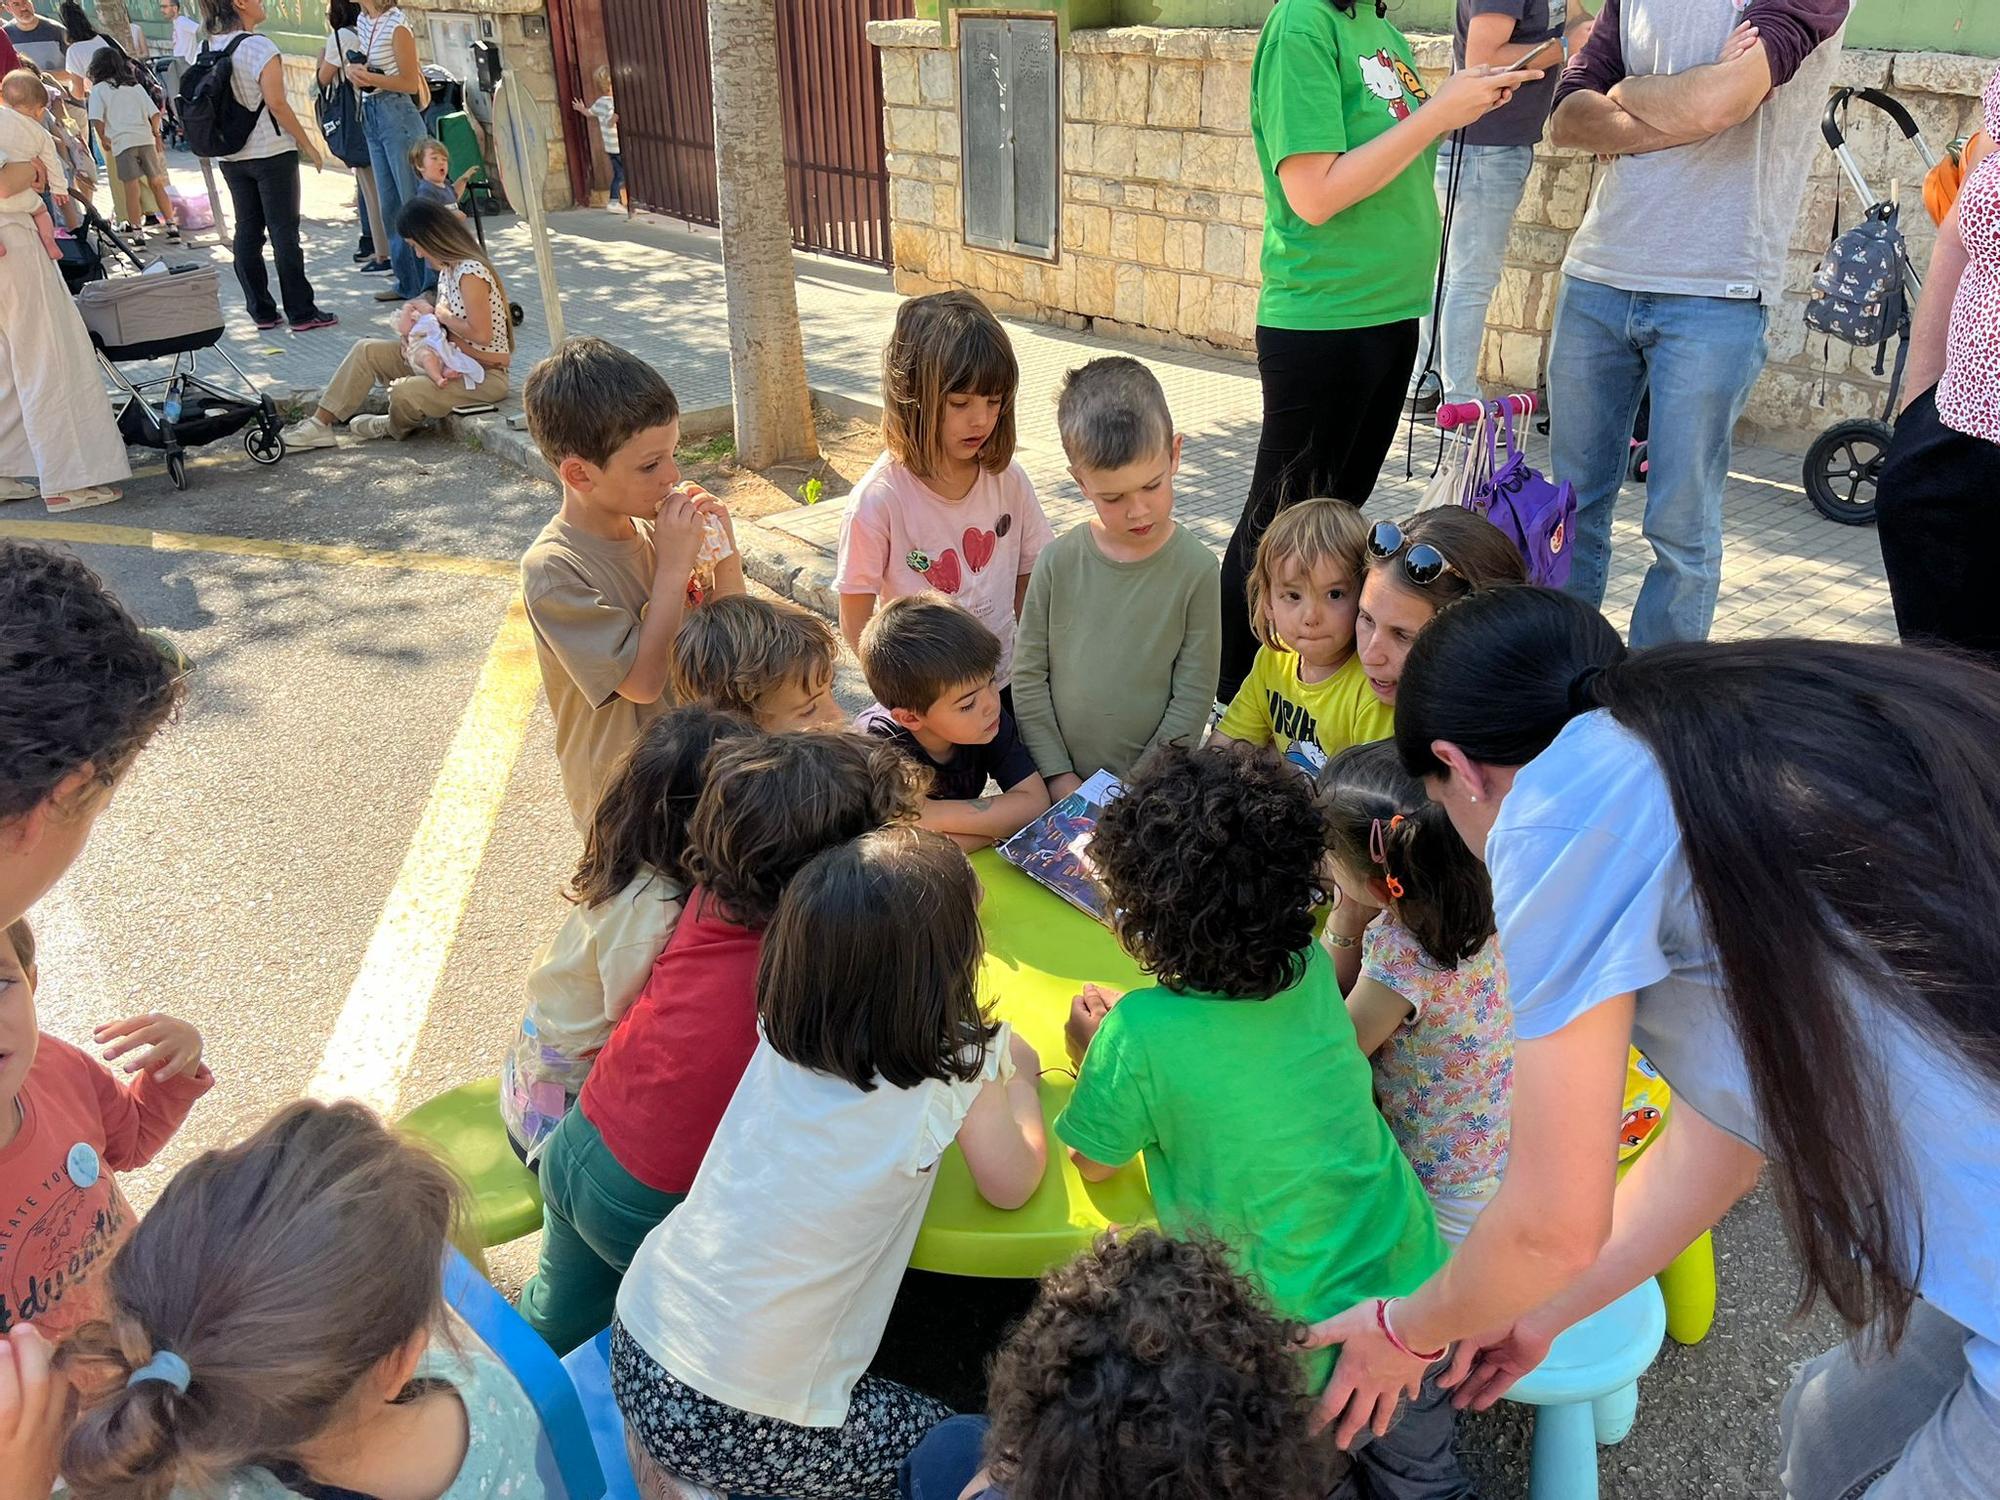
[307,599,541,1115]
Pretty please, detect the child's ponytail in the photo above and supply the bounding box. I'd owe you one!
[1317,739,1494,968]
[57,1101,465,1500]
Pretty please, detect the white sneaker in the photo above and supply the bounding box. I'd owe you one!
[0,477,36,502]
[348,414,396,441]
[43,486,121,514]
[281,416,339,451]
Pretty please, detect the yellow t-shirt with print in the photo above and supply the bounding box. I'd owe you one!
[1216,648,1395,773]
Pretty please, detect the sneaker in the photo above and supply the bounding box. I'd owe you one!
[358,259,392,274]
[253,314,284,331]
[352,248,371,262]
[163,224,181,242]
[348,414,396,441]
[1407,371,1444,417]
[290,313,340,333]
[0,477,36,502]
[43,486,121,514]
[280,416,339,451]
[142,212,161,227]
[373,287,405,302]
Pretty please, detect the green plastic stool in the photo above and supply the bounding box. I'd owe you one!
[399,1078,544,1249]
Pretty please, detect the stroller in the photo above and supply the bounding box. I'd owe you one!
[1802,88,1937,526]
[64,202,286,491]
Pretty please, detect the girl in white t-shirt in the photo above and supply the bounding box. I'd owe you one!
[500,704,757,1162]
[835,292,1054,686]
[611,826,1047,1500]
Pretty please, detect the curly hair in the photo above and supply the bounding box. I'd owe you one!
[1090,742,1325,998]
[983,1231,1329,1500]
[0,542,184,825]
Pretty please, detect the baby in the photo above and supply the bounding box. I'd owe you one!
[392,299,487,389]
[0,70,66,261]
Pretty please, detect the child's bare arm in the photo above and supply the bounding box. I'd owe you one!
[838,593,876,660]
[956,1032,1047,1210]
[1346,975,1416,1057]
[917,772,1051,846]
[613,486,714,704]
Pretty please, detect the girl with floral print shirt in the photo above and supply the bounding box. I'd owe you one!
[1317,739,1512,1245]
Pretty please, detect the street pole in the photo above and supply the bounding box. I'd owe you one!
[476,42,566,348]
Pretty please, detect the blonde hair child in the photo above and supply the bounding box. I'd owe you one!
[833,291,1055,686]
[1209,497,1387,775]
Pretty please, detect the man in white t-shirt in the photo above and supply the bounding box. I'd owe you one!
[167,0,199,63]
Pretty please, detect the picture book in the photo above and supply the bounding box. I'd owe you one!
[998,769,1123,924]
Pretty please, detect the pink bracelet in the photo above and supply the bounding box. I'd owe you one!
[1376,1297,1447,1363]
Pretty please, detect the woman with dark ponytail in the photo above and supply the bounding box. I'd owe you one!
[1303,585,2000,1497]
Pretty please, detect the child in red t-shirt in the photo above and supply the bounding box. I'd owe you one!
[0,916,212,1338]
[518,731,923,1354]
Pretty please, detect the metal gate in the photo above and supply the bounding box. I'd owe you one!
[598,0,914,266]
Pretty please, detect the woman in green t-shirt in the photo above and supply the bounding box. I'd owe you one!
[1217,0,1535,697]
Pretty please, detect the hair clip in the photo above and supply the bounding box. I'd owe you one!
[1368,815,1407,899]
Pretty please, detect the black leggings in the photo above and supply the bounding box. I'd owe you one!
[1875,385,2000,667]
[1218,320,1419,698]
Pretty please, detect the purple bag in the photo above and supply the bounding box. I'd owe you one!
[1466,404,1576,590]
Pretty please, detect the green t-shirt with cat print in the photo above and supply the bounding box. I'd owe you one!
[1252,0,1441,329]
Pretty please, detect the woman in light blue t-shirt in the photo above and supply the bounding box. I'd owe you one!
[1302,585,2000,1498]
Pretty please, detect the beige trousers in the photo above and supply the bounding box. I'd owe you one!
[320,337,510,437]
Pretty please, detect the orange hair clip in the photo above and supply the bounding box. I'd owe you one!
[1370,814,1407,900]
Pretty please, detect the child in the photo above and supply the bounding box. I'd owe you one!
[84,48,176,245]
[501,704,759,1164]
[0,541,185,927]
[409,133,475,211]
[519,731,923,1354]
[1058,743,1457,1496]
[1354,510,1527,709]
[57,1099,555,1500]
[856,592,1050,850]
[1013,356,1220,797]
[0,69,64,259]
[1317,740,1512,1245]
[516,338,746,832]
[835,292,1053,685]
[570,65,624,214]
[0,916,212,1337]
[1210,498,1388,776]
[391,296,485,389]
[899,1231,1335,1500]
[668,593,844,733]
[612,825,1046,1500]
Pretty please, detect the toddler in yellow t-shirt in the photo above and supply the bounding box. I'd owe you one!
[1210,498,1391,775]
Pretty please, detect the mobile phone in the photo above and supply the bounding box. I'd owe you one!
[1497,35,1563,76]
[345,48,367,65]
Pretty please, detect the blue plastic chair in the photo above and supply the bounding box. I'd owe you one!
[442,1251,608,1500]
[1501,1278,1667,1500]
[560,1327,639,1500]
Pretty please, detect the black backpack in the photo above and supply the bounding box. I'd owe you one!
[177,34,266,157]
[1804,202,1908,370]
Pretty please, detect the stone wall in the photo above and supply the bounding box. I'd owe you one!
[871,18,1992,446]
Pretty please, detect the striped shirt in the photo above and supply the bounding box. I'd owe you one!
[360,7,411,76]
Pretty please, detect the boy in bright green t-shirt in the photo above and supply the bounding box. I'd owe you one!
[1057,741,1459,1496]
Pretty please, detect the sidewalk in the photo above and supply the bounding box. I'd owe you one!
[165,155,1894,646]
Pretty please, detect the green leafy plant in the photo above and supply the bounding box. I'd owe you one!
[800,475,826,506]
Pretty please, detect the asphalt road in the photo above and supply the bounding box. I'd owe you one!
[5,435,1843,1499]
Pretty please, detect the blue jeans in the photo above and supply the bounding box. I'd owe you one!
[361,90,428,298]
[607,150,625,204]
[1415,141,1535,405]
[1549,276,1769,646]
[898,1415,988,1499]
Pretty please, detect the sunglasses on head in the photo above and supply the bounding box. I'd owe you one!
[1367,520,1456,588]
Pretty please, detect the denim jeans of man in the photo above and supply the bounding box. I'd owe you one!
[1549,276,1768,646]
[1414,141,1535,405]
[361,89,428,299]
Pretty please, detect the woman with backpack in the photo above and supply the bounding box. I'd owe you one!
[1874,65,2000,666]
[193,0,336,332]
[317,0,389,272]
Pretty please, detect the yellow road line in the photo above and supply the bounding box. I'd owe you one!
[307,598,541,1114]
[0,518,517,580]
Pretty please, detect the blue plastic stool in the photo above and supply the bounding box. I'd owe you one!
[1502,1279,1667,1500]
[561,1328,639,1500]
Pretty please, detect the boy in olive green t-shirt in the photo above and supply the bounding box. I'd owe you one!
[1057,743,1459,1497]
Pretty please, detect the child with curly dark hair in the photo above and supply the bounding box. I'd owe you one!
[519,732,925,1354]
[898,1230,1335,1500]
[1056,742,1456,1498]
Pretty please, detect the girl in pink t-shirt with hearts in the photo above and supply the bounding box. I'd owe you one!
[835,292,1054,687]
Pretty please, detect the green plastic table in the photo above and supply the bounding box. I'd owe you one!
[909,849,1158,1278]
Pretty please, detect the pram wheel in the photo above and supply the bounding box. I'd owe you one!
[1804,417,1890,526]
[245,424,285,466]
[166,451,187,491]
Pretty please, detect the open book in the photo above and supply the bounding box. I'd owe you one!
[998,769,1123,924]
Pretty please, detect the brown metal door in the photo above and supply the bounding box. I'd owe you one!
[600,0,913,263]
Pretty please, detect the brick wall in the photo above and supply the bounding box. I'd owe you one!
[871,18,1992,447]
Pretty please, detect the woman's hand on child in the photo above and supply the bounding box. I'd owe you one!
[1439,1316,1556,1411]
[95,1011,205,1080]
[0,1324,67,1500]
[1300,1300,1435,1449]
[1065,984,1122,1064]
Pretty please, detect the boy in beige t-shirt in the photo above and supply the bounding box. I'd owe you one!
[519,337,745,831]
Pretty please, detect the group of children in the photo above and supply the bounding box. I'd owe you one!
[0,285,1550,1500]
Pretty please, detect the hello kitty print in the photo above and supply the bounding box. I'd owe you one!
[834,450,1054,685]
[1936,66,2000,446]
